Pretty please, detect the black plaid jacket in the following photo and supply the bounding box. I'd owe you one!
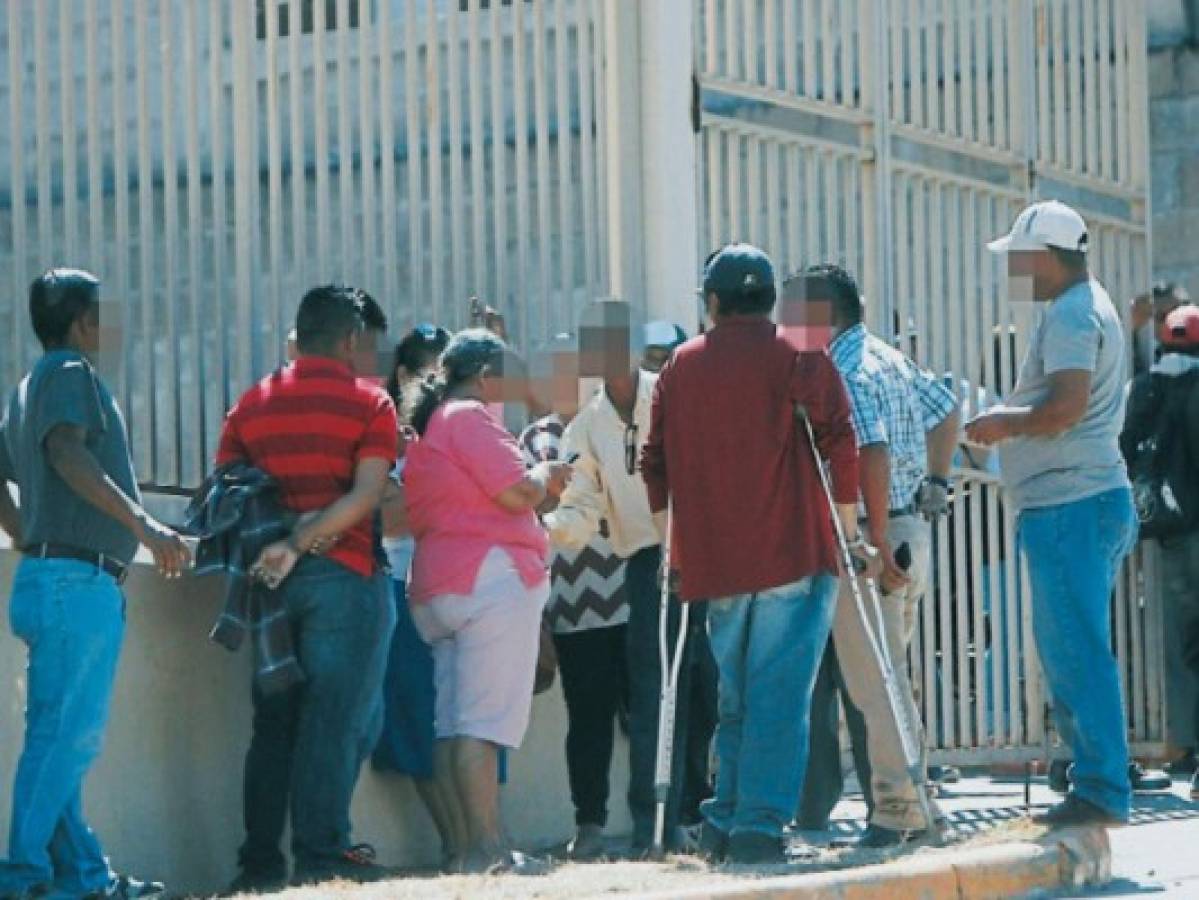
[184,463,304,694]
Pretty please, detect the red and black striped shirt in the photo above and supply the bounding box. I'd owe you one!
[216,356,398,577]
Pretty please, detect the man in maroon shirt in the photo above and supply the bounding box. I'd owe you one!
[218,285,398,885]
[642,244,873,863]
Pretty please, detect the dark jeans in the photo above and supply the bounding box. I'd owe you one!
[797,641,873,830]
[625,546,715,845]
[237,557,394,873]
[553,624,629,828]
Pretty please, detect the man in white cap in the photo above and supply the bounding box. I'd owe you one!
[966,200,1137,827]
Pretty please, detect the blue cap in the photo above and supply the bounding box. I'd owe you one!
[702,244,775,296]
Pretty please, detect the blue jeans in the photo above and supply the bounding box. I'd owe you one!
[276,557,395,869]
[0,558,125,897]
[702,574,838,838]
[1018,487,1138,819]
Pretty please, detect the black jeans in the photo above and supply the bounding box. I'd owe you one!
[239,683,301,876]
[554,624,629,828]
[625,546,715,845]
[797,640,873,830]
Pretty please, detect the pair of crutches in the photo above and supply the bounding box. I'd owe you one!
[799,413,941,842]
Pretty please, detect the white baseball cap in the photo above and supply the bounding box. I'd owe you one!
[987,200,1089,255]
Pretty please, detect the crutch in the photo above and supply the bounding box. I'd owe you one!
[652,503,692,857]
[799,413,942,843]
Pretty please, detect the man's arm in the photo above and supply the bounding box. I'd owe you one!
[965,370,1090,445]
[925,404,961,480]
[544,420,605,550]
[287,457,392,553]
[44,424,190,576]
[641,371,669,516]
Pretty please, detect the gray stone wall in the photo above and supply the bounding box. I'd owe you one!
[1150,45,1199,299]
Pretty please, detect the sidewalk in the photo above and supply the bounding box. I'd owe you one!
[212,770,1199,899]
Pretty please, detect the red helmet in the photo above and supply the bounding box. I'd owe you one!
[1160,304,1199,350]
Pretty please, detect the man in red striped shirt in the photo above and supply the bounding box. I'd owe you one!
[642,245,874,864]
[217,285,398,886]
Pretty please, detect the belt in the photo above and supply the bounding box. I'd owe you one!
[27,543,129,584]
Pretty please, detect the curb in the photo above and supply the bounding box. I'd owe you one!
[632,826,1111,900]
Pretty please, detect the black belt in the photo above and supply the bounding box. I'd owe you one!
[27,543,129,584]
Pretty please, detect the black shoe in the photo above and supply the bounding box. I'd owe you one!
[1166,750,1197,776]
[1048,759,1072,794]
[293,844,397,885]
[83,875,166,899]
[225,866,289,895]
[698,821,728,862]
[726,831,786,865]
[1130,761,1171,792]
[1032,795,1126,828]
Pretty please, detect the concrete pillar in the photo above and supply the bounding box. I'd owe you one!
[638,0,701,334]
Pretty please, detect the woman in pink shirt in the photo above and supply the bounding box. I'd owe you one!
[404,329,571,872]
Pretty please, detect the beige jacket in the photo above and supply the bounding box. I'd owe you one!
[544,370,660,558]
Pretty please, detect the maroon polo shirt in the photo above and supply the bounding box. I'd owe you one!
[641,317,858,602]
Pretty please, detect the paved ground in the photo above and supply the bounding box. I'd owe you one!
[219,770,1199,898]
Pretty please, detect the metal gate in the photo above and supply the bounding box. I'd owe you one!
[0,0,609,490]
[695,0,1161,762]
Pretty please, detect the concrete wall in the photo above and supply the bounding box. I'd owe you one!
[0,548,632,896]
[1150,45,1199,299]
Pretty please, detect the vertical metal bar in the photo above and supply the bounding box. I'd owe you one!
[703,0,717,78]
[924,0,941,133]
[907,0,924,129]
[426,1,445,328]
[708,128,725,252]
[83,0,102,273]
[554,0,574,334]
[576,0,597,304]
[231,0,256,395]
[746,136,761,247]
[743,0,756,87]
[133,0,155,477]
[1035,0,1051,167]
[821,0,836,105]
[802,0,817,99]
[858,0,874,115]
[468,0,489,305]
[159,0,181,485]
[783,142,800,272]
[514,0,533,347]
[288,0,308,300]
[314,0,331,278]
[959,1,976,144]
[1128,2,1149,190]
[33,0,52,263]
[379,0,400,317]
[59,0,78,263]
[727,0,740,83]
[265,0,284,359]
[8,0,27,379]
[992,0,1009,152]
[893,173,912,362]
[971,1,987,146]
[1097,0,1113,183]
[823,151,839,270]
[783,0,796,94]
[1067,0,1083,173]
[1050,0,1066,170]
[335,0,354,280]
[766,140,781,262]
[492,2,513,310]
[357,1,378,299]
[1082,0,1098,177]
[891,0,906,124]
[591,0,609,299]
[727,129,743,240]
[939,0,956,137]
[448,0,469,315]
[533,0,553,336]
[839,0,854,108]
[1113,0,1129,186]
[182,0,206,476]
[764,0,778,90]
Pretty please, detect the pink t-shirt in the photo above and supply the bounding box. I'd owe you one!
[405,400,549,603]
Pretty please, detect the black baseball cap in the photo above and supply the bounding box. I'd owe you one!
[702,243,775,296]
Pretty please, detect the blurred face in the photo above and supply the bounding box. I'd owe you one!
[70,302,104,358]
[579,324,632,380]
[478,350,527,406]
[777,280,834,350]
[1007,249,1070,303]
[350,329,385,381]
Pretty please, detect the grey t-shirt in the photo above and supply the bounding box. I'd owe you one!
[997,278,1131,512]
[0,350,141,563]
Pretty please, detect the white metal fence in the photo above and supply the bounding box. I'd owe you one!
[0,1,1162,764]
[696,0,1158,761]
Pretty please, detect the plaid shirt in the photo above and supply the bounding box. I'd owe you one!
[184,462,303,695]
[829,324,957,510]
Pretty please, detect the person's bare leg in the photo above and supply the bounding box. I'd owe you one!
[431,738,469,869]
[414,776,459,868]
[452,737,508,871]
